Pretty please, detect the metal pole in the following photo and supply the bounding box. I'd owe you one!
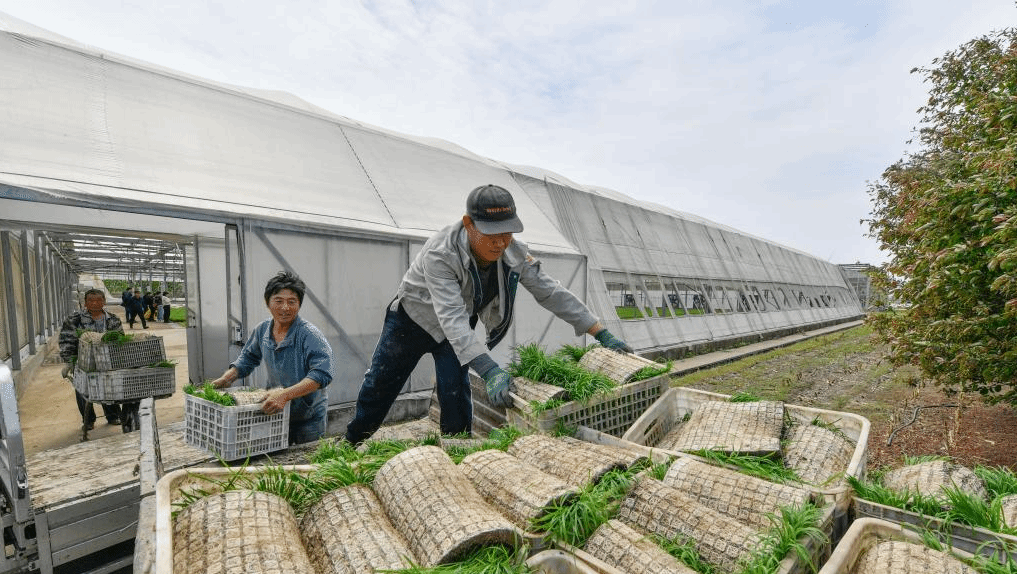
[1,231,22,370]
[18,232,36,356]
[35,234,50,337]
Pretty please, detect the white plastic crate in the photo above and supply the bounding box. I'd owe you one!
[73,366,176,402]
[819,517,977,574]
[183,389,289,461]
[505,373,671,438]
[622,386,870,541]
[853,497,1017,563]
[78,336,166,371]
[153,465,315,574]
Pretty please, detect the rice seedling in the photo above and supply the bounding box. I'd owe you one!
[649,461,672,481]
[917,526,1017,574]
[530,466,641,547]
[690,449,802,484]
[149,359,176,368]
[845,475,945,517]
[378,544,533,573]
[101,331,134,344]
[729,392,762,403]
[629,360,673,382]
[508,343,617,404]
[183,382,236,406]
[529,398,565,414]
[443,426,524,463]
[556,343,595,363]
[737,503,825,574]
[309,436,361,464]
[941,486,1017,535]
[903,454,951,465]
[976,466,1017,498]
[653,534,717,574]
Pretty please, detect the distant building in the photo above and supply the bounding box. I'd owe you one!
[838,263,886,310]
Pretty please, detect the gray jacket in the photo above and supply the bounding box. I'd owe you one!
[396,221,599,366]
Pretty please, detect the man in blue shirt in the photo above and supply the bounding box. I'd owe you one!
[210,271,335,444]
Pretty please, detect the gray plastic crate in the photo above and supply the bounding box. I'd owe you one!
[78,336,166,371]
[183,390,289,461]
[73,366,176,402]
[854,497,1017,563]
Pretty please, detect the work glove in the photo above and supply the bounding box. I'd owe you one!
[61,364,71,379]
[595,329,634,353]
[481,366,514,409]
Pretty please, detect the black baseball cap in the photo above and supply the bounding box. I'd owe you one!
[466,184,524,235]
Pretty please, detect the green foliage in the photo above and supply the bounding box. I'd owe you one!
[379,544,533,573]
[653,534,716,574]
[441,426,523,464]
[865,28,1017,404]
[729,392,762,403]
[846,475,945,517]
[690,449,802,484]
[738,503,826,574]
[149,359,176,368]
[903,454,952,465]
[556,344,594,363]
[530,466,641,547]
[183,383,236,406]
[507,344,617,408]
[101,331,134,344]
[976,466,1017,499]
[169,306,187,326]
[629,360,674,382]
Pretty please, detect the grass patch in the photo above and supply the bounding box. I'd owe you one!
[169,306,187,326]
[730,392,762,403]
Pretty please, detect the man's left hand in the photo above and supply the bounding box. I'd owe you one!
[595,329,634,353]
[261,389,288,415]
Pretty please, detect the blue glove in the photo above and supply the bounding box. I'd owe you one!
[481,366,514,408]
[595,329,634,353]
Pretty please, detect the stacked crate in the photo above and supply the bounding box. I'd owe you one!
[73,334,175,402]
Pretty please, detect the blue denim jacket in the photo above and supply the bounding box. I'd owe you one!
[231,315,334,422]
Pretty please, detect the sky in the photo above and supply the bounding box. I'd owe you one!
[3,1,1015,265]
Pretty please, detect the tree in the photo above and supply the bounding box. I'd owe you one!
[866,28,1017,404]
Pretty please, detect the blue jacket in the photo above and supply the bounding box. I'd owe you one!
[231,315,335,423]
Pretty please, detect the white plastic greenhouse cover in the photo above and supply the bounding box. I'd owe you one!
[0,12,576,254]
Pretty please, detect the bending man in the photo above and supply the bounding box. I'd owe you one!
[345,184,631,444]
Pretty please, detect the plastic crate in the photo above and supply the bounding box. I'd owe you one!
[819,517,977,574]
[505,373,671,437]
[853,497,1017,563]
[73,365,176,402]
[153,465,315,574]
[622,386,870,541]
[78,336,166,371]
[183,390,289,461]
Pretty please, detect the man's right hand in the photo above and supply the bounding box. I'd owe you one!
[482,366,514,408]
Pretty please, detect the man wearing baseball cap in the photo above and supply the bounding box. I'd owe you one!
[345,184,632,444]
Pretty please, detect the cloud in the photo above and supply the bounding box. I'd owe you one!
[3,0,1015,266]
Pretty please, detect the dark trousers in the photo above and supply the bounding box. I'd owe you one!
[162,304,171,323]
[75,390,121,424]
[345,303,471,444]
[126,307,147,328]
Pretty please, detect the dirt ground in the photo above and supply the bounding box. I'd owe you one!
[19,305,188,456]
[679,326,1017,472]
